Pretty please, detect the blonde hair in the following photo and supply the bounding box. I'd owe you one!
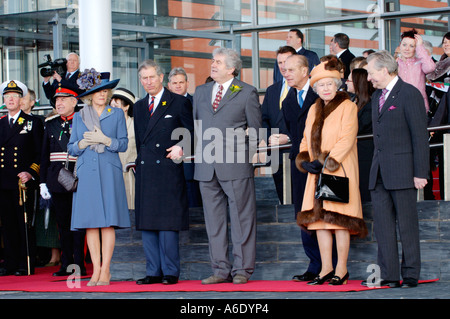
[80,89,113,106]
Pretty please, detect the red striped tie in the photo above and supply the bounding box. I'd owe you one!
[212,85,223,112]
[148,96,155,116]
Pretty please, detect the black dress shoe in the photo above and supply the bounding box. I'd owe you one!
[0,268,13,276]
[14,269,29,276]
[307,271,335,285]
[292,272,317,282]
[162,275,178,285]
[136,276,162,285]
[361,279,401,288]
[53,269,72,276]
[401,278,418,288]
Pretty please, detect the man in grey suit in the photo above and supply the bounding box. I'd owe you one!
[193,47,262,284]
[364,51,429,288]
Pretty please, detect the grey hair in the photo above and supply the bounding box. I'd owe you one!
[168,67,188,82]
[312,78,342,93]
[138,59,164,77]
[422,40,434,55]
[366,50,398,75]
[212,47,242,77]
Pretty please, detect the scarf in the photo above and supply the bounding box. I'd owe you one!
[80,105,105,153]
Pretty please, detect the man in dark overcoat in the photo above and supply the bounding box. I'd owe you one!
[0,80,43,276]
[39,84,86,277]
[281,55,335,282]
[134,60,194,285]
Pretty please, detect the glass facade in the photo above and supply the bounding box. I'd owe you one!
[0,0,449,109]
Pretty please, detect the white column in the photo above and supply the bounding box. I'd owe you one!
[78,0,113,75]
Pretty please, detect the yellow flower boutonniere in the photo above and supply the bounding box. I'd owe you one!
[228,84,243,97]
[162,101,167,106]
[17,117,25,125]
[107,108,112,112]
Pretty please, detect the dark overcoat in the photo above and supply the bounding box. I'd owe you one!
[0,110,43,190]
[40,114,76,193]
[133,88,194,231]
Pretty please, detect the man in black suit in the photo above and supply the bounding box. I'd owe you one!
[134,60,194,285]
[167,67,201,208]
[364,50,429,288]
[0,80,44,276]
[329,33,355,79]
[42,52,81,106]
[273,29,320,83]
[280,54,330,282]
[262,46,296,203]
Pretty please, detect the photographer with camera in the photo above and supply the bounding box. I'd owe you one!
[42,52,81,106]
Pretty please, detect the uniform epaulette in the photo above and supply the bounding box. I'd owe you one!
[0,115,6,119]
[45,114,60,122]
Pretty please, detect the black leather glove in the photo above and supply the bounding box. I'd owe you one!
[301,160,323,174]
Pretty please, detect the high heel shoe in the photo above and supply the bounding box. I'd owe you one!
[97,274,111,286]
[87,280,98,287]
[307,270,335,285]
[329,272,349,285]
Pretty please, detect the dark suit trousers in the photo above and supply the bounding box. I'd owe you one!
[52,192,86,270]
[291,159,325,274]
[199,174,256,280]
[142,230,180,277]
[0,189,36,273]
[371,176,421,281]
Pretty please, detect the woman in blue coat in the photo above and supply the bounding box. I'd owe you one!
[68,69,130,286]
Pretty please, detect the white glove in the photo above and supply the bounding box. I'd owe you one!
[40,183,51,200]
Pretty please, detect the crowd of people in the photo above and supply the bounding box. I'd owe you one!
[0,28,448,289]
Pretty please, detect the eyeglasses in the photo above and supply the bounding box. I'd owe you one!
[3,94,21,99]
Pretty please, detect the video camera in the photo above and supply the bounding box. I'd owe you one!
[38,54,67,77]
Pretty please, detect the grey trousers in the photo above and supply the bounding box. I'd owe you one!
[199,174,257,279]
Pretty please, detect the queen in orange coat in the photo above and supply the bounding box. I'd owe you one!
[296,57,367,286]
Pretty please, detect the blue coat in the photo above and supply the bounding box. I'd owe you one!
[68,106,130,230]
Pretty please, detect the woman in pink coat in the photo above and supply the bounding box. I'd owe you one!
[397,29,436,113]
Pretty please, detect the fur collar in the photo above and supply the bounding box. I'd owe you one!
[310,91,349,159]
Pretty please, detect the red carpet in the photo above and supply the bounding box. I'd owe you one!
[0,266,438,293]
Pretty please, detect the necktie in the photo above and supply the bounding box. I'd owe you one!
[9,118,14,128]
[212,84,223,112]
[65,72,70,80]
[279,82,289,109]
[378,88,388,112]
[298,89,304,108]
[148,96,155,116]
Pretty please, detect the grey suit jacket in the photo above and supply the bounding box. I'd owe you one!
[193,78,262,182]
[369,77,429,190]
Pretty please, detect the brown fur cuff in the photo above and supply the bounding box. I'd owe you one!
[317,152,340,172]
[295,151,310,173]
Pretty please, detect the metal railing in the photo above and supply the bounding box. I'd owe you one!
[2,103,447,201]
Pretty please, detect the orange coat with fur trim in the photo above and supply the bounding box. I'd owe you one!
[296,92,367,238]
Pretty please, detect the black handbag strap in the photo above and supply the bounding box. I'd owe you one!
[65,149,77,177]
[321,156,347,177]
